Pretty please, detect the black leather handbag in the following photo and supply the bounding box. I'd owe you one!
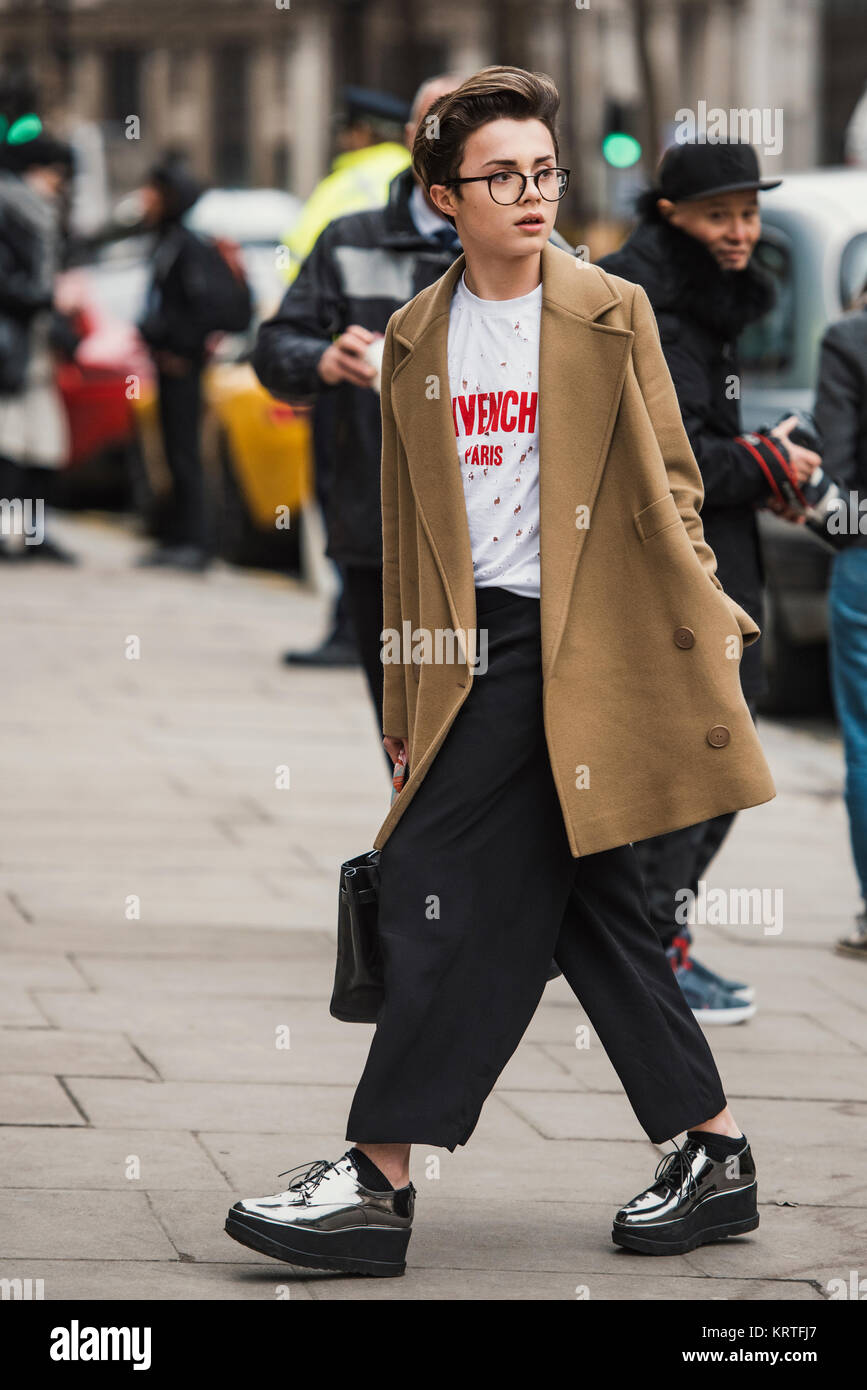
[330,850,384,1023]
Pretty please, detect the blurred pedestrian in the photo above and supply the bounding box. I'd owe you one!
[136,159,216,572]
[599,142,821,1021]
[814,275,867,959]
[280,87,413,286]
[0,136,76,563]
[278,86,413,670]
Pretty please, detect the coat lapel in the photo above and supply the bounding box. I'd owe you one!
[536,248,634,669]
[390,242,634,670]
[389,255,476,639]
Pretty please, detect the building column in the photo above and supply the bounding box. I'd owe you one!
[69,49,105,122]
[646,0,682,155]
[736,0,820,174]
[287,7,332,198]
[187,49,215,182]
[573,5,608,220]
[249,43,274,187]
[141,48,171,160]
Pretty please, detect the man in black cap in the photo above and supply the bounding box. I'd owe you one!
[599,141,821,1020]
[280,86,413,288]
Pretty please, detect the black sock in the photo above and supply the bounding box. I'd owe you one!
[348,1147,395,1190]
[688,1130,747,1161]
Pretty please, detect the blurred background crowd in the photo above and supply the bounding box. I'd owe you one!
[2,2,867,986]
[1,0,867,1006]
[0,1,865,705]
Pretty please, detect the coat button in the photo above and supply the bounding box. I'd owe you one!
[707,725,730,748]
[674,626,695,649]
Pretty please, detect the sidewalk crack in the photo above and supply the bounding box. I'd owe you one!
[7,891,32,924]
[56,1076,90,1125]
[143,1190,192,1262]
[126,1038,163,1081]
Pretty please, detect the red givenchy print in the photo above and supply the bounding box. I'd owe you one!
[452,389,539,460]
[446,271,541,597]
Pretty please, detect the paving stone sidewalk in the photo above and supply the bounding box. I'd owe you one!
[1,514,865,1301]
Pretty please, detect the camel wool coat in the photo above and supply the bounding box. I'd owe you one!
[372,241,776,859]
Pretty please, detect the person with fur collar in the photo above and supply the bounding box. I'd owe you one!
[599,141,821,1020]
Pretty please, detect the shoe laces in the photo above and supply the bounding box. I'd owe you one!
[671,934,693,971]
[276,1157,339,1203]
[654,1137,699,1202]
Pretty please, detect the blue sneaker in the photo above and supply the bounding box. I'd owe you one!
[836,912,867,960]
[667,945,756,1025]
[688,955,755,1005]
[671,935,755,1004]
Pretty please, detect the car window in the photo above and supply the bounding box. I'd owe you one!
[738,233,796,374]
[184,190,302,247]
[841,231,867,309]
[87,260,149,323]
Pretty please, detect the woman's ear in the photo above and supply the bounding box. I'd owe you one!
[428,183,458,222]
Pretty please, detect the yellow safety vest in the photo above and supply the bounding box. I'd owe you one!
[281,142,412,284]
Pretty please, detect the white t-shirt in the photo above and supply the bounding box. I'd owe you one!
[447,270,542,599]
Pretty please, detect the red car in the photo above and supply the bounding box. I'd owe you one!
[52,252,153,505]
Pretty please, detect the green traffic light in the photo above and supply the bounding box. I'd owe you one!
[7,113,43,145]
[602,132,642,169]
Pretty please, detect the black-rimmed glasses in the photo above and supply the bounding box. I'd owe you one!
[447,166,570,205]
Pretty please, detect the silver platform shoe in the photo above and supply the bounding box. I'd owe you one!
[612,1135,758,1255]
[225,1151,415,1277]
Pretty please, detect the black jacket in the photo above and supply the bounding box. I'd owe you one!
[138,223,217,364]
[814,308,867,548]
[138,167,213,364]
[0,180,53,394]
[599,207,777,700]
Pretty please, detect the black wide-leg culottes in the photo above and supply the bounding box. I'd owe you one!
[345,587,727,1152]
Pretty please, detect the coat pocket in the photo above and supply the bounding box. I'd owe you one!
[633,492,681,541]
[725,597,761,647]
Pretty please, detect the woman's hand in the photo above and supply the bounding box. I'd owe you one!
[383,736,408,768]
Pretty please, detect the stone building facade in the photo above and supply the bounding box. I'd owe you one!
[0,0,859,221]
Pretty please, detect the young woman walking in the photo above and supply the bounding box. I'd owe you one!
[226,67,776,1277]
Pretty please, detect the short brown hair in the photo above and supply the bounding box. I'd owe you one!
[412,66,560,222]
